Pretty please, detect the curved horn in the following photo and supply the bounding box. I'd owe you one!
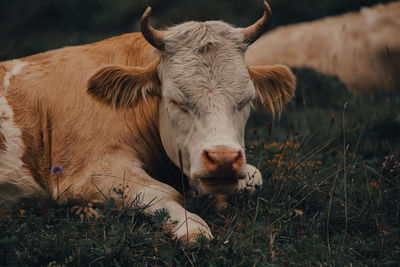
[243,0,272,44]
[140,7,165,50]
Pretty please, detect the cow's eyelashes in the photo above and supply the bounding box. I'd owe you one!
[170,100,189,113]
[237,104,246,111]
[237,100,251,111]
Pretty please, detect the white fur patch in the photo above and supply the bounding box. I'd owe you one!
[0,94,25,169]
[0,61,44,207]
[157,21,254,194]
[137,184,213,241]
[361,7,378,28]
[0,59,28,166]
[3,60,28,94]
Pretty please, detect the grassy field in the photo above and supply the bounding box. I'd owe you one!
[1,68,399,266]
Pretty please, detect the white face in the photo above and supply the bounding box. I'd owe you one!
[158,21,256,195]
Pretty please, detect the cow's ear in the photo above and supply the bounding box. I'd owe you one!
[87,63,161,108]
[248,65,296,114]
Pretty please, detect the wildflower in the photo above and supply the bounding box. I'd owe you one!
[51,164,64,174]
[51,164,64,200]
[370,182,380,189]
[162,223,173,234]
[297,229,306,235]
[264,141,279,150]
[286,141,294,146]
[294,209,304,216]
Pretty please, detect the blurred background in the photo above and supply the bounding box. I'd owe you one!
[0,0,396,61]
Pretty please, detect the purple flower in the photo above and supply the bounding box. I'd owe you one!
[297,229,306,235]
[51,164,64,174]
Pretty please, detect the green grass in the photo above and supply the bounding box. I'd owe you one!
[1,68,399,266]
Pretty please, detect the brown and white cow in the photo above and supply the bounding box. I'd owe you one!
[0,1,295,242]
[247,2,400,92]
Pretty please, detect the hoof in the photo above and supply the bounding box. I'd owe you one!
[237,164,263,191]
[172,212,213,245]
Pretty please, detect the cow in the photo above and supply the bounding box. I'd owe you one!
[0,1,295,243]
[246,1,400,92]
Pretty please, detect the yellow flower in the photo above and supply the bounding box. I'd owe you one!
[162,224,173,234]
[264,142,279,150]
[294,209,304,216]
[286,141,294,146]
[370,182,380,189]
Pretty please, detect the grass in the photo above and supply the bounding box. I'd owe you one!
[1,67,399,266]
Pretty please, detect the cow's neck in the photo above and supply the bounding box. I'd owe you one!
[126,96,186,193]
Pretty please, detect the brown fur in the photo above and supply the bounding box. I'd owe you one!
[87,61,161,108]
[2,33,186,203]
[0,131,6,151]
[249,65,296,114]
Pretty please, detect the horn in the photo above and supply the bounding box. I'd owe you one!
[243,0,272,44]
[140,7,165,50]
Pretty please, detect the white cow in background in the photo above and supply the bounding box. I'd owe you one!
[247,2,400,92]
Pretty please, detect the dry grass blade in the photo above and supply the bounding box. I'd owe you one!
[178,150,190,245]
[342,102,350,245]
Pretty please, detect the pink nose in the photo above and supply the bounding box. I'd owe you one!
[202,147,243,176]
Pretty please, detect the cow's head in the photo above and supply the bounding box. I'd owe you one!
[88,1,295,195]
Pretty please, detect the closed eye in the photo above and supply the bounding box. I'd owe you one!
[170,100,190,113]
[237,99,252,111]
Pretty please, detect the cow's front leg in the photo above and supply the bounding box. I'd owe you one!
[84,160,213,243]
[145,195,213,243]
[237,164,263,191]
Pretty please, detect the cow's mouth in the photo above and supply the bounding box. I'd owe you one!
[200,177,238,186]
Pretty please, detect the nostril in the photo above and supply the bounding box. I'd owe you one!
[204,150,216,164]
[233,151,242,163]
[203,150,219,172]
